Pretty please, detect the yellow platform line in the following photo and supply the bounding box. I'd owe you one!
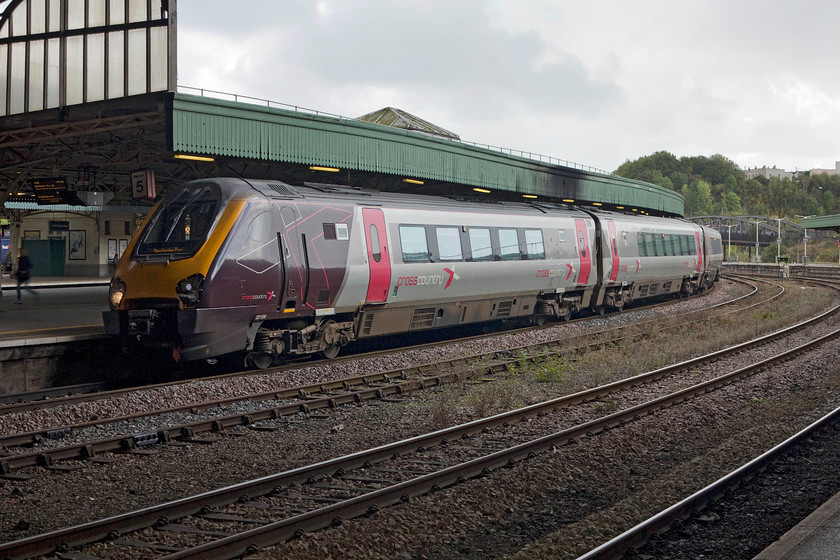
[0,324,102,336]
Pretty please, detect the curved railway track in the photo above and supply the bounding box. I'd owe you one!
[0,275,763,424]
[1,278,838,559]
[0,277,780,471]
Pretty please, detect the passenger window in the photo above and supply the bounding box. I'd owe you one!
[469,228,493,261]
[637,233,647,256]
[665,235,674,256]
[399,225,430,262]
[499,229,520,260]
[644,233,655,256]
[524,229,545,259]
[369,224,381,263]
[654,234,665,256]
[436,227,462,261]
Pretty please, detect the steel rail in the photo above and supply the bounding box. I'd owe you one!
[0,277,826,473]
[2,310,839,559]
[575,402,840,560]
[0,383,106,405]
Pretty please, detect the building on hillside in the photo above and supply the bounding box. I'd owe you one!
[743,166,794,180]
[808,161,840,176]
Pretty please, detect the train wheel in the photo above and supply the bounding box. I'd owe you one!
[318,319,342,359]
[320,344,340,360]
[246,352,274,369]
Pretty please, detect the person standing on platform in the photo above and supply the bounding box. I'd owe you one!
[15,248,37,304]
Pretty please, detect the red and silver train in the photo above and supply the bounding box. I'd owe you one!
[104,178,723,367]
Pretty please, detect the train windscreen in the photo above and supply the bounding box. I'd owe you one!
[134,186,220,260]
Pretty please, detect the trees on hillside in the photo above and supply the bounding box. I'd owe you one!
[614,151,840,220]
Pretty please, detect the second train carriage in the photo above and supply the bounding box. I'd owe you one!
[103,178,722,367]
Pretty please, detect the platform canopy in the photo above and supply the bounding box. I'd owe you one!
[800,215,840,233]
[0,0,686,217]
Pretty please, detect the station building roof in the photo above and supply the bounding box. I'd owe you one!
[0,0,684,217]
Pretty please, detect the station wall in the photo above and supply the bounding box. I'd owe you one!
[13,212,135,277]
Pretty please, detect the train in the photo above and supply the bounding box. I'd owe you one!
[103,178,723,368]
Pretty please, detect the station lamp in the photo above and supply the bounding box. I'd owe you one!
[174,154,215,162]
[309,166,341,172]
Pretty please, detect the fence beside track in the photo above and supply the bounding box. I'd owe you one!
[723,261,840,279]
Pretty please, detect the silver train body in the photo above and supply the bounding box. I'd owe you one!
[104,179,723,366]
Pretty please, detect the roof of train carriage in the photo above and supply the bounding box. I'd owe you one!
[0,0,684,218]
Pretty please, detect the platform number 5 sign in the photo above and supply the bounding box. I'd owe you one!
[131,169,156,200]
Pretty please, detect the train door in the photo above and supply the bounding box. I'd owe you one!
[694,230,704,273]
[607,221,620,282]
[362,208,391,303]
[278,206,309,311]
[574,219,592,286]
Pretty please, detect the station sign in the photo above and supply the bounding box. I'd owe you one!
[131,169,156,200]
[32,177,81,205]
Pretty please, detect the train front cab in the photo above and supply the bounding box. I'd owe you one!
[104,180,282,365]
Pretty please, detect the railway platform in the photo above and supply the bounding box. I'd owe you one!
[754,490,840,560]
[0,276,109,343]
[0,276,112,395]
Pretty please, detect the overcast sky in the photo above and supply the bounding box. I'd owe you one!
[176,1,840,174]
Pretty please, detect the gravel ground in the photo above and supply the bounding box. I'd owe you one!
[1,279,836,559]
[629,419,840,560]
[249,338,840,560]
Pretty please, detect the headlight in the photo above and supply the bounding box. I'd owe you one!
[109,277,126,309]
[176,273,205,306]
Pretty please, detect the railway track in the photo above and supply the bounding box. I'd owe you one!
[577,402,840,560]
[0,383,106,406]
[0,277,752,416]
[0,277,784,471]
[2,286,838,559]
[0,275,763,426]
